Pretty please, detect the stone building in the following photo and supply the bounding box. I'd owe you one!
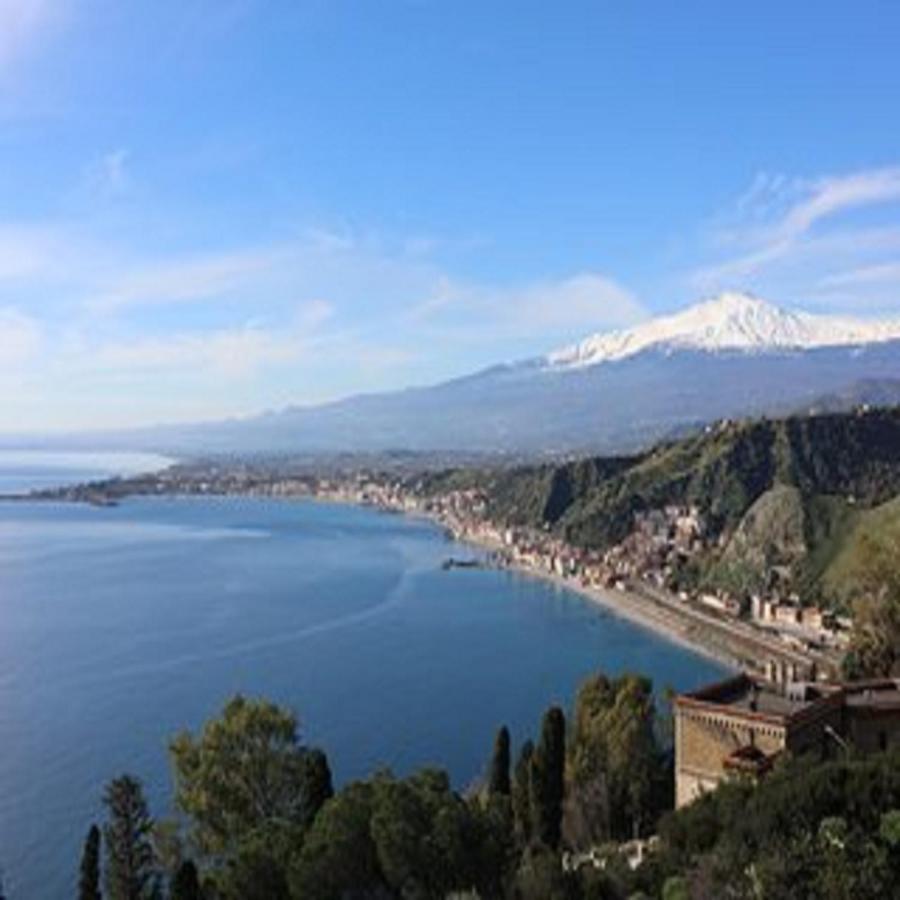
[674,673,900,807]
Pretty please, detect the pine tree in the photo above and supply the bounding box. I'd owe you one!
[300,748,334,829]
[170,860,200,900]
[530,706,565,848]
[103,774,158,900]
[512,739,535,844]
[488,725,511,796]
[79,824,102,900]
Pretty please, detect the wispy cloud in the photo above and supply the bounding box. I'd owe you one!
[413,272,645,340]
[84,247,283,313]
[0,206,644,428]
[83,149,131,199]
[692,166,900,311]
[819,260,900,289]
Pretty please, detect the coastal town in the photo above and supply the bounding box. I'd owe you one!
[31,461,848,680]
[328,475,846,680]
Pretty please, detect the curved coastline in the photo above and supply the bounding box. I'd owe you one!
[414,512,741,672]
[313,496,740,671]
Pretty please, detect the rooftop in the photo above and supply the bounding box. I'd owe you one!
[843,680,900,711]
[678,673,830,720]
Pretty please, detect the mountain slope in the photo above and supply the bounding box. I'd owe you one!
[420,407,900,606]
[35,293,900,457]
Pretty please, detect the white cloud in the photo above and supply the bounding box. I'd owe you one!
[412,271,645,339]
[509,273,644,331]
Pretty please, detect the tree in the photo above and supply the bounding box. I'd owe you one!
[512,739,535,845]
[488,726,511,796]
[299,747,334,829]
[169,860,201,900]
[170,695,317,855]
[289,781,384,900]
[103,775,158,900]
[78,824,102,900]
[566,673,662,844]
[530,706,565,849]
[219,845,291,900]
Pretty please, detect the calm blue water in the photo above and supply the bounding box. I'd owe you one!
[0,468,727,898]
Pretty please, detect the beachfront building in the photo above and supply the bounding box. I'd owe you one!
[673,673,900,807]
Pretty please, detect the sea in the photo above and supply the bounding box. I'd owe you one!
[0,452,727,897]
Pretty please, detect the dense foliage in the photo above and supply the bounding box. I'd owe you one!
[656,751,900,898]
[82,673,900,899]
[82,675,671,899]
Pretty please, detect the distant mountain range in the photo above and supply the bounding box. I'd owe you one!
[22,292,900,457]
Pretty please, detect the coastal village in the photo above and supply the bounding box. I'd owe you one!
[300,474,849,679]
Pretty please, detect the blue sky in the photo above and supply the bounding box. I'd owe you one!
[1,0,900,430]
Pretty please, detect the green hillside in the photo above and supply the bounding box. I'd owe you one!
[419,407,900,606]
[822,495,900,606]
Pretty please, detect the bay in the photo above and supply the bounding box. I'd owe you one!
[0,482,727,897]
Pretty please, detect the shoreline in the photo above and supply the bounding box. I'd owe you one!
[437,521,742,672]
[407,509,833,677]
[9,487,823,675]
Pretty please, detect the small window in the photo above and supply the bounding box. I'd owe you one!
[880,731,888,752]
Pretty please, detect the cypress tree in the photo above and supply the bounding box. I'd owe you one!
[512,738,535,844]
[79,824,102,900]
[170,860,201,900]
[300,748,334,829]
[103,774,158,900]
[489,725,511,796]
[530,706,565,848]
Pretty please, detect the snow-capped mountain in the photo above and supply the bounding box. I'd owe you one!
[39,292,900,458]
[546,292,900,369]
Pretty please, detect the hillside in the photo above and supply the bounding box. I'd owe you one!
[420,407,900,606]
